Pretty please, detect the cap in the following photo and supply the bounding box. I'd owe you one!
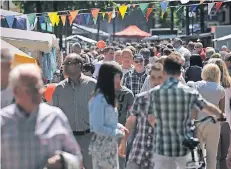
[133,54,144,60]
[221,45,228,49]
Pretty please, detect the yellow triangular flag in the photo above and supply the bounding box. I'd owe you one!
[102,12,106,19]
[48,12,58,26]
[55,15,60,26]
[119,5,128,20]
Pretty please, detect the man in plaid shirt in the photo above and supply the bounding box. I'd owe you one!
[122,54,148,95]
[147,53,222,169]
[119,63,166,169]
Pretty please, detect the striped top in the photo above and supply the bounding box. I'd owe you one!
[52,74,97,131]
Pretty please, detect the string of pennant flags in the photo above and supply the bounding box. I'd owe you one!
[0,0,228,30]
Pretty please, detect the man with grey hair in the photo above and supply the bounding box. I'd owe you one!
[1,64,82,169]
[206,47,215,59]
[1,48,14,108]
[71,42,82,54]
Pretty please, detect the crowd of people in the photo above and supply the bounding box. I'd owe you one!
[1,37,231,169]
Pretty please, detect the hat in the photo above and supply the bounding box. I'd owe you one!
[133,54,144,60]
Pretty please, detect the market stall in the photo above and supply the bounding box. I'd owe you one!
[1,27,57,53]
[1,39,37,66]
[0,27,58,82]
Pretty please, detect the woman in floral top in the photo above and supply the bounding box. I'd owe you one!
[88,62,128,169]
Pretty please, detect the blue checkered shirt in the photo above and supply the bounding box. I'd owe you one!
[122,69,147,96]
[148,77,207,157]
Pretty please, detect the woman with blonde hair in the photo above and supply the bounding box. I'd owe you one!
[187,63,225,169]
[208,58,231,169]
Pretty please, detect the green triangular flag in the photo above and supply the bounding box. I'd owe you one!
[28,14,36,26]
[139,3,149,16]
[93,16,98,24]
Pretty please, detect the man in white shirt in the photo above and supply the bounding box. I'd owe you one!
[1,48,14,108]
[93,46,115,79]
[121,48,134,76]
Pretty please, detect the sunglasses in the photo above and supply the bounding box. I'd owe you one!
[134,60,144,64]
[63,61,81,66]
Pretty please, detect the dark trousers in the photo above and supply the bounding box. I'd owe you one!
[217,122,230,169]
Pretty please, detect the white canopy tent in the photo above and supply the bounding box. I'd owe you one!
[0,27,57,53]
[213,34,231,42]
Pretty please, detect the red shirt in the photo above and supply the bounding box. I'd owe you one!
[200,49,206,61]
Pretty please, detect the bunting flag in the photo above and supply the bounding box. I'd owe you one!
[200,0,206,4]
[139,3,149,16]
[216,2,223,12]
[112,7,116,18]
[91,8,100,20]
[101,12,106,19]
[190,4,198,13]
[38,16,44,25]
[208,3,215,15]
[84,13,91,24]
[61,15,66,26]
[160,2,169,15]
[5,15,15,28]
[107,12,113,23]
[28,14,36,26]
[48,12,58,26]
[146,8,153,21]
[69,10,78,25]
[119,5,128,19]
[76,14,82,25]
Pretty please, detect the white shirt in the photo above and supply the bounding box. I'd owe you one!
[1,87,14,108]
[225,87,231,129]
[93,60,118,79]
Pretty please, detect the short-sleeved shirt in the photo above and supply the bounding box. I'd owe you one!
[187,80,225,119]
[148,77,208,157]
[115,86,134,125]
[52,74,96,131]
[128,91,154,167]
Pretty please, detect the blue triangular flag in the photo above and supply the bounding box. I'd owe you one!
[190,4,198,13]
[84,14,91,25]
[160,2,169,13]
[5,15,15,28]
[39,16,44,25]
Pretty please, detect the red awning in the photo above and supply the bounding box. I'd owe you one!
[114,25,151,37]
